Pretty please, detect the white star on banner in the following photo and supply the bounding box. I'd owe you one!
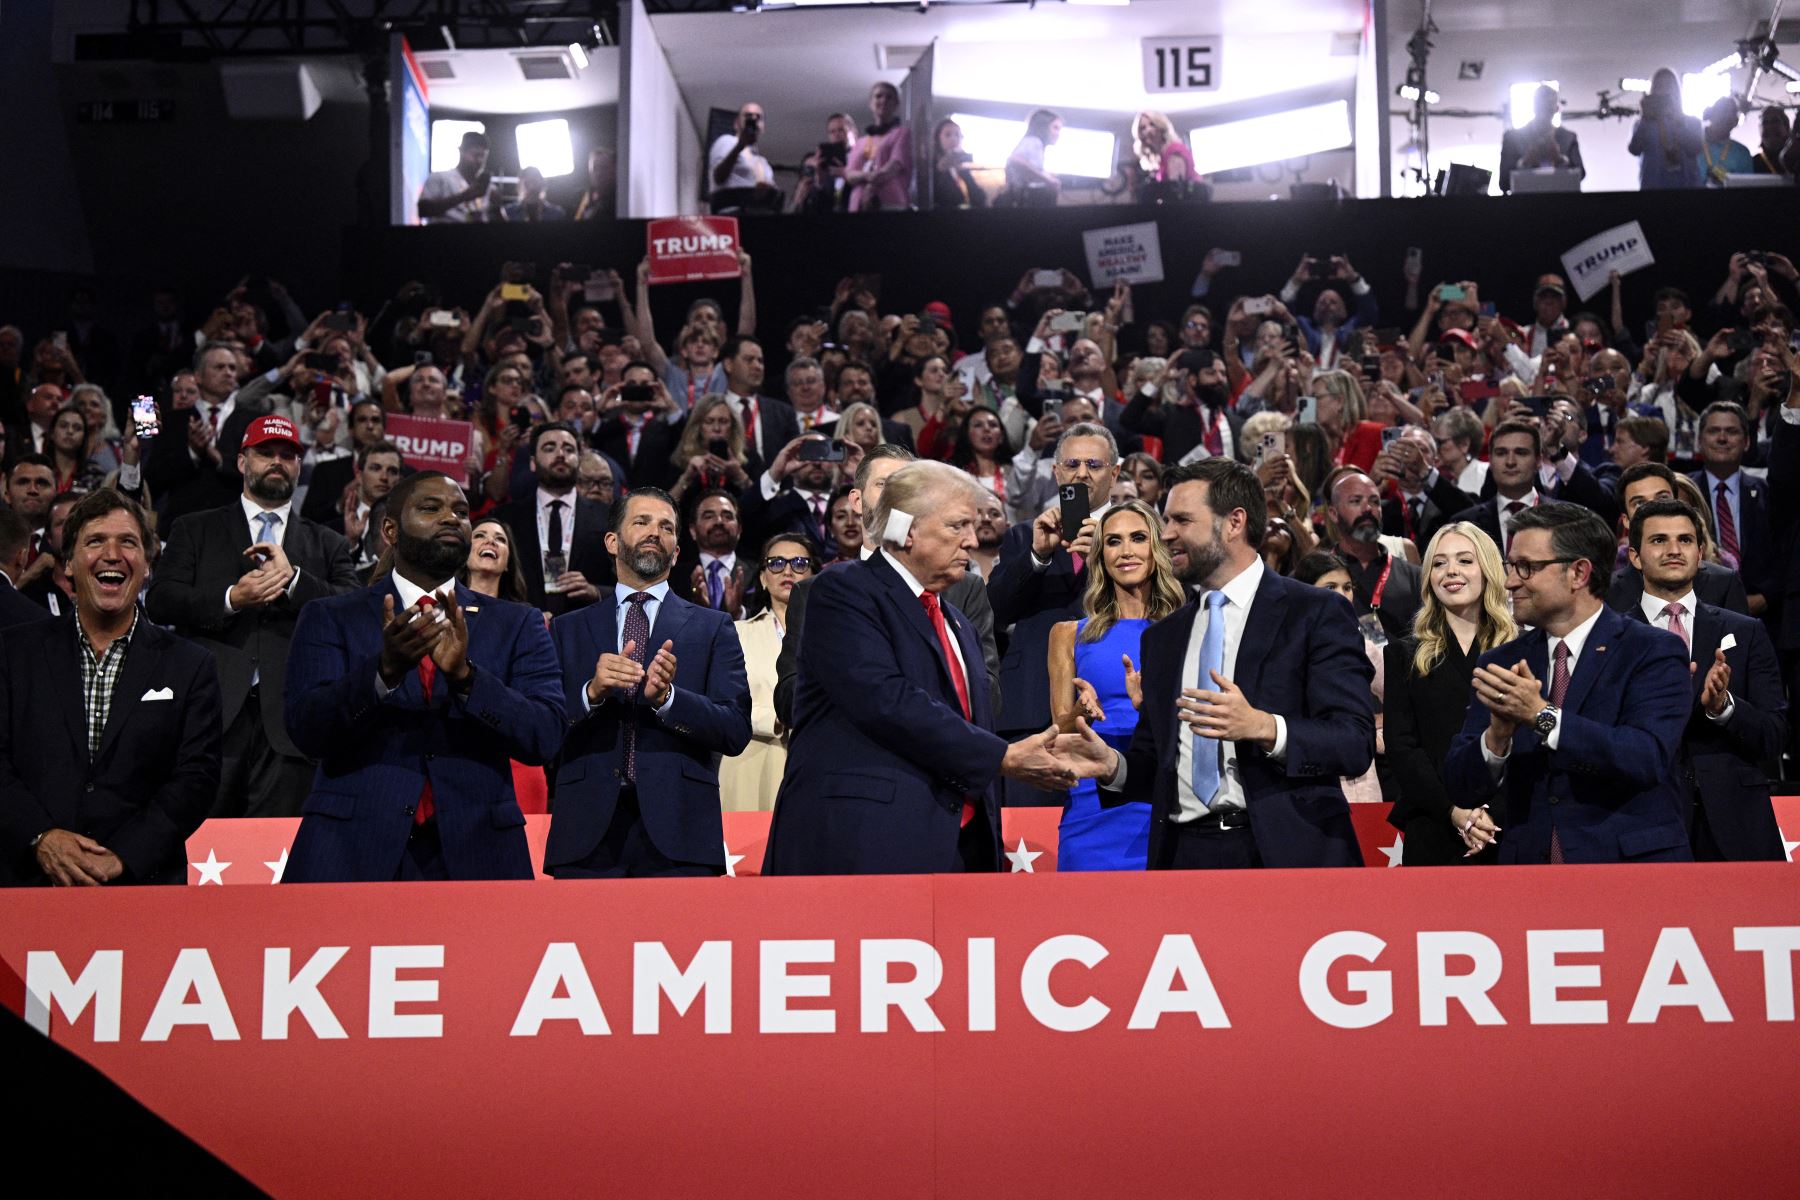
[1005,838,1043,873]
[264,847,289,884]
[723,842,745,877]
[1380,835,1404,867]
[192,849,231,886]
[1781,827,1798,863]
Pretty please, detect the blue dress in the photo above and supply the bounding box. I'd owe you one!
[1058,617,1152,871]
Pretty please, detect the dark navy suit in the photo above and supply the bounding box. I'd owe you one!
[1627,601,1787,860]
[547,587,751,874]
[986,517,1084,743]
[763,552,1007,875]
[1444,605,1692,864]
[1104,569,1374,868]
[1689,468,1774,601]
[282,580,565,882]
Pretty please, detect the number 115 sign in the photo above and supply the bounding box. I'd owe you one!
[1142,36,1219,94]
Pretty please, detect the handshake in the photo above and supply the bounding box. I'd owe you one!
[1000,721,1118,791]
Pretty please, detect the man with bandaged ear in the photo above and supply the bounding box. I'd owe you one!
[763,460,1077,875]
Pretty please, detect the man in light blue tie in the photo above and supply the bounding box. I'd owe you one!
[1062,458,1375,869]
[145,415,361,817]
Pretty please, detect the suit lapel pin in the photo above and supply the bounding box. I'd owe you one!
[1595,644,1606,653]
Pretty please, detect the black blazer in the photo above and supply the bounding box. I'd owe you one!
[774,559,1001,729]
[1345,547,1422,645]
[300,455,355,527]
[593,415,681,492]
[985,518,1086,736]
[143,501,361,759]
[0,614,223,885]
[1608,559,1748,616]
[742,395,801,467]
[1381,473,1476,548]
[0,576,49,631]
[1689,469,1775,601]
[143,403,258,529]
[1452,464,1618,548]
[1383,635,1494,866]
[491,494,615,612]
[1626,601,1787,860]
[1120,391,1242,465]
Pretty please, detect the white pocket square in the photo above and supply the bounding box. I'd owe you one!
[141,687,174,702]
[1720,634,1737,652]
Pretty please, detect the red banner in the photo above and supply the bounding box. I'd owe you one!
[646,216,742,285]
[182,801,1800,886]
[384,412,474,485]
[4,865,1798,1196]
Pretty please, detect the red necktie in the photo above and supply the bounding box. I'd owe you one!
[413,596,438,826]
[1715,481,1740,569]
[1547,640,1569,864]
[921,591,976,828]
[1203,411,1224,457]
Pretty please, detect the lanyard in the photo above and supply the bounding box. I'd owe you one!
[1369,556,1394,610]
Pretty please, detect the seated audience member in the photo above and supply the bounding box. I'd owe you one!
[546,488,752,877]
[1292,551,1384,804]
[1499,84,1585,192]
[144,415,361,819]
[493,422,612,613]
[1049,500,1184,870]
[1625,498,1787,860]
[668,393,758,512]
[1383,523,1516,865]
[720,533,816,813]
[461,516,549,816]
[1060,458,1376,870]
[501,167,567,222]
[844,81,913,212]
[283,473,565,882]
[764,461,1077,875]
[1445,503,1693,864]
[0,489,222,886]
[1607,462,1749,615]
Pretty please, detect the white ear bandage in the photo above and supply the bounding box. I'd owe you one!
[884,508,915,544]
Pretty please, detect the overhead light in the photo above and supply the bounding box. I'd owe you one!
[430,118,485,172]
[1789,80,1800,94]
[1619,78,1652,93]
[1187,100,1353,176]
[1681,70,1732,117]
[515,118,574,178]
[1398,84,1440,103]
[1700,52,1741,77]
[947,112,1118,179]
[1509,80,1560,128]
[568,42,589,70]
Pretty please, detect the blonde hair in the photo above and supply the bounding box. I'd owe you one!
[1133,110,1181,173]
[836,401,883,449]
[871,460,986,550]
[1078,502,1186,644]
[1411,522,1516,675]
[670,392,747,469]
[1311,369,1366,426]
[1240,410,1291,445]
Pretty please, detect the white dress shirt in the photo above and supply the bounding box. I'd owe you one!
[1496,487,1541,549]
[1102,556,1289,817]
[1481,602,1603,773]
[1639,587,1735,724]
[536,486,578,592]
[372,571,457,697]
[222,496,300,614]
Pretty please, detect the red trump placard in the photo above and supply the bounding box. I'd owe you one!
[646,216,742,284]
[384,412,474,485]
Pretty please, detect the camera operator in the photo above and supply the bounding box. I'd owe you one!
[792,113,855,214]
[418,131,495,224]
[709,102,779,214]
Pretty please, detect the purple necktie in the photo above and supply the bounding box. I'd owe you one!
[1548,640,1569,864]
[621,592,651,783]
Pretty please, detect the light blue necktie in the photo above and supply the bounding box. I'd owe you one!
[249,511,280,687]
[1190,590,1228,809]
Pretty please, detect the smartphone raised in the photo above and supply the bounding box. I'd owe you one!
[305,351,339,372]
[1381,425,1404,448]
[1518,395,1552,419]
[1437,284,1467,303]
[500,282,532,303]
[1257,432,1282,465]
[707,437,731,459]
[620,382,655,406]
[130,395,161,440]
[1242,296,1274,317]
[1048,311,1087,334]
[1032,270,1063,290]
[1058,482,1091,544]
[797,438,847,463]
[1211,249,1242,268]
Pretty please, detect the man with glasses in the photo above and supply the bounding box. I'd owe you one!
[1445,502,1693,864]
[988,421,1119,804]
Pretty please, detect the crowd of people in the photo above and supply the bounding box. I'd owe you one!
[0,209,1796,884]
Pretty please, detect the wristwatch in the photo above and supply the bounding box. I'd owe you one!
[1532,705,1559,736]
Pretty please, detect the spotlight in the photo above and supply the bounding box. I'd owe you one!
[568,42,589,70]
[1398,85,1440,104]
[1619,78,1652,93]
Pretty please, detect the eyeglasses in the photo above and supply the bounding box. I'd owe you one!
[1059,458,1110,474]
[764,556,815,575]
[1502,556,1576,580]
